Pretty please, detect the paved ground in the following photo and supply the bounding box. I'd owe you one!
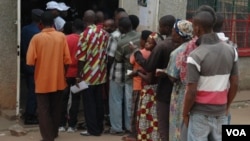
[0,90,249,141]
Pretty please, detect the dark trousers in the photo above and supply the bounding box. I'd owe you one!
[82,84,104,135]
[25,74,37,117]
[157,101,170,141]
[131,90,140,137]
[36,91,63,141]
[60,77,81,128]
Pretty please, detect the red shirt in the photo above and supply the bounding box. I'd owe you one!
[66,34,80,77]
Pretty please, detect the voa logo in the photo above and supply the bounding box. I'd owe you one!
[226,129,247,136]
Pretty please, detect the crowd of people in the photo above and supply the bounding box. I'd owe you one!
[21,1,239,141]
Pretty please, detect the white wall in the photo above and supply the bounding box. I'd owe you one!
[119,0,187,32]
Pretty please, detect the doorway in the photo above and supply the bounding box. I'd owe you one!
[19,0,119,120]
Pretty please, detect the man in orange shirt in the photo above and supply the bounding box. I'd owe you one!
[26,11,71,141]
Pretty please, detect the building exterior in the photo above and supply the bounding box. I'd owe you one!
[0,0,249,114]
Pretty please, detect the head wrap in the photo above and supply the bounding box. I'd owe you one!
[174,19,193,39]
[149,32,162,44]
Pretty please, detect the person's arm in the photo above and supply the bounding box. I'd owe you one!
[182,55,200,127]
[227,75,238,112]
[75,30,88,86]
[138,71,153,84]
[134,44,161,72]
[227,55,239,113]
[183,82,197,127]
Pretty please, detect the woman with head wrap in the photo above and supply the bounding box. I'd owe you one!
[156,19,193,141]
[134,32,162,141]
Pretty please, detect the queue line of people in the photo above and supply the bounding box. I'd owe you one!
[22,1,239,141]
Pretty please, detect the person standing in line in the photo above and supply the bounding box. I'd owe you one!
[109,17,141,135]
[21,8,44,125]
[129,15,140,31]
[26,11,72,141]
[102,18,116,127]
[183,11,239,141]
[76,10,109,136]
[96,10,105,28]
[156,19,193,141]
[46,1,65,31]
[58,2,70,21]
[106,11,129,135]
[135,32,162,141]
[58,19,84,133]
[134,15,176,141]
[123,30,152,141]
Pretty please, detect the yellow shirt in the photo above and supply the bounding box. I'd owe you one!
[26,28,71,93]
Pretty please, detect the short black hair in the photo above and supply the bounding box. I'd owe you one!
[159,15,176,28]
[129,15,140,30]
[196,5,216,26]
[194,11,215,30]
[115,8,126,13]
[213,13,224,32]
[118,17,132,30]
[141,30,152,41]
[41,11,54,26]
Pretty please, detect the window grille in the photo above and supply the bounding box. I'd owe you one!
[187,0,250,56]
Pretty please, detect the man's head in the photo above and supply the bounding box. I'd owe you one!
[41,11,55,27]
[114,8,126,18]
[46,1,62,17]
[118,17,132,34]
[192,11,215,37]
[103,19,115,33]
[213,13,224,32]
[95,10,105,25]
[31,9,44,23]
[196,5,216,27]
[58,2,70,18]
[114,11,128,28]
[83,10,96,26]
[158,15,176,36]
[129,15,140,31]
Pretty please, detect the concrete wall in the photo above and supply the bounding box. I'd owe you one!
[119,0,187,31]
[0,0,17,109]
[158,0,187,20]
[238,57,250,90]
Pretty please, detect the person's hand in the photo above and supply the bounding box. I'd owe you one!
[127,70,138,78]
[155,69,165,77]
[129,42,138,51]
[75,77,81,88]
[183,115,189,127]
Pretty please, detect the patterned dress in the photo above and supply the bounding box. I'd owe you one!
[166,42,189,141]
[137,84,160,141]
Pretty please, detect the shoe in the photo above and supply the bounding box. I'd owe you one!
[80,130,101,136]
[109,129,125,136]
[80,130,91,136]
[58,126,66,132]
[67,127,77,133]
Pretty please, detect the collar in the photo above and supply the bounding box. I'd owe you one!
[42,27,56,32]
[200,33,220,45]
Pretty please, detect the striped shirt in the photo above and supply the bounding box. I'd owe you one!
[76,24,109,85]
[187,33,238,116]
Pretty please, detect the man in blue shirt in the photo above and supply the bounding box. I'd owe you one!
[21,8,44,125]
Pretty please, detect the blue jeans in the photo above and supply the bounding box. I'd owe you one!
[188,113,228,141]
[109,80,132,132]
